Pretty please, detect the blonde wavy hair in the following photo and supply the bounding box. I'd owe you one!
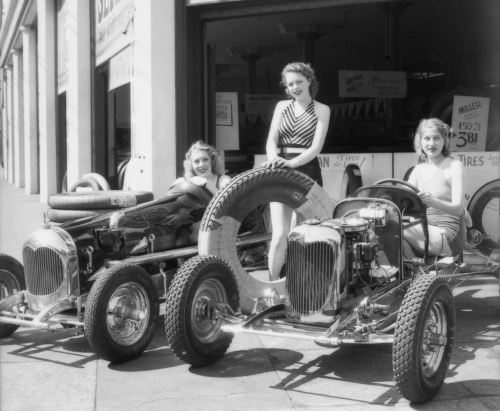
[413,118,452,162]
[183,140,225,178]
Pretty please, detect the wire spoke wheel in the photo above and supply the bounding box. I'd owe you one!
[421,301,447,378]
[393,275,455,403]
[165,255,239,366]
[0,255,25,338]
[0,269,20,299]
[190,278,227,344]
[106,281,151,346]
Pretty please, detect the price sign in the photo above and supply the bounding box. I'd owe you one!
[451,95,489,151]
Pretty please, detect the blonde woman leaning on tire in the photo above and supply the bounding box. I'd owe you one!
[171,140,231,196]
[405,118,465,256]
[261,62,331,281]
[170,141,231,245]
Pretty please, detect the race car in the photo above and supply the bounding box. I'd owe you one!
[0,180,268,362]
[165,167,499,404]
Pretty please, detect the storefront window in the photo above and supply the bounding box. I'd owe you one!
[204,0,498,172]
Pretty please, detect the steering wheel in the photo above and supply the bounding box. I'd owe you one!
[167,180,214,205]
[374,178,429,259]
[374,178,419,193]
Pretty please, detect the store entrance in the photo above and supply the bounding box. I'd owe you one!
[56,92,67,192]
[94,66,131,189]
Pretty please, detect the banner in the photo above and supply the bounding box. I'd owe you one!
[450,95,490,152]
[339,70,407,98]
[244,94,281,126]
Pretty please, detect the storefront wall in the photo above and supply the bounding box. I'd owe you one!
[22,25,38,194]
[95,0,177,197]
[189,0,499,156]
[37,0,57,203]
[65,0,92,189]
[127,0,177,195]
[187,3,499,166]
[0,0,179,200]
[187,0,499,240]
[0,0,497,214]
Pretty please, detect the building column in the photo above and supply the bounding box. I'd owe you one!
[1,72,7,181]
[5,65,14,184]
[65,0,91,188]
[22,26,39,194]
[37,0,57,203]
[130,0,176,197]
[12,49,25,188]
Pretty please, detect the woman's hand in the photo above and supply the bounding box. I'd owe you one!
[187,176,208,186]
[261,156,289,169]
[418,190,433,206]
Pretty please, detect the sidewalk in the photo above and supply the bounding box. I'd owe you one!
[0,181,499,411]
[0,181,47,261]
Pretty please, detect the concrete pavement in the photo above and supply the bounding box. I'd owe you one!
[0,181,499,411]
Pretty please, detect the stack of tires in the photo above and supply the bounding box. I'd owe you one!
[47,173,154,224]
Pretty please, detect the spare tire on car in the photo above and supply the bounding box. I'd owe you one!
[48,190,154,210]
[198,167,334,313]
[47,189,154,223]
[467,179,500,256]
[47,208,112,223]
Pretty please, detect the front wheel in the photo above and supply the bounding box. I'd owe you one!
[0,254,25,338]
[393,275,455,403]
[84,264,159,363]
[165,255,239,366]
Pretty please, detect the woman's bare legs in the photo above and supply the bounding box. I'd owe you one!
[268,202,294,281]
[404,224,452,256]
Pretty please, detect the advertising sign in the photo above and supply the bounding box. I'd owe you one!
[108,47,131,91]
[450,95,490,152]
[215,92,239,150]
[95,0,133,66]
[338,70,407,98]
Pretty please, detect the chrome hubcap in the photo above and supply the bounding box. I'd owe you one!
[106,282,150,346]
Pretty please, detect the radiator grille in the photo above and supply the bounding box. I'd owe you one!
[23,246,64,295]
[285,240,335,315]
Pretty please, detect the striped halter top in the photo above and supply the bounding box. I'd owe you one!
[278,101,317,148]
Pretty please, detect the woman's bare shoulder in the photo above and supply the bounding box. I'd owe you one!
[410,163,425,179]
[272,100,291,115]
[448,157,464,168]
[276,99,291,108]
[314,100,330,112]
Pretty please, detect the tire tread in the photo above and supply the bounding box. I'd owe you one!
[165,255,238,366]
[84,264,158,363]
[393,274,455,403]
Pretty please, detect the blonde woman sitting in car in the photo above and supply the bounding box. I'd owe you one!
[404,118,465,257]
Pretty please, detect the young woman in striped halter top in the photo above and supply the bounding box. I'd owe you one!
[262,62,331,280]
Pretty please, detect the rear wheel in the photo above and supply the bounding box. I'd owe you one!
[165,255,238,366]
[467,179,500,256]
[340,164,362,198]
[393,275,455,403]
[84,264,159,363]
[0,254,25,338]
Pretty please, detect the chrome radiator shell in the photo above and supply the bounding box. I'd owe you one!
[22,226,79,311]
[285,220,346,322]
